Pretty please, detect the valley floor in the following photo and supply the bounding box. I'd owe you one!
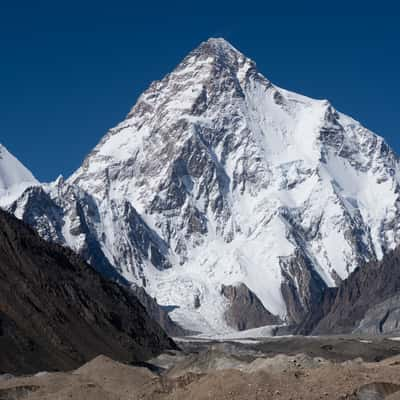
[1,336,400,399]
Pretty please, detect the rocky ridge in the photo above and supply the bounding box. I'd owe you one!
[0,209,175,374]
[309,246,400,335]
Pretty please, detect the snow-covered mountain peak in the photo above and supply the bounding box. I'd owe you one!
[182,37,265,88]
[189,37,249,66]
[200,37,238,52]
[0,144,38,207]
[9,39,400,334]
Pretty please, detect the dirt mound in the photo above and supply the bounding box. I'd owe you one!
[2,338,400,400]
[75,355,157,396]
[246,353,332,374]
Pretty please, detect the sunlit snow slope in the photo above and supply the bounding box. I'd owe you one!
[0,144,38,207]
[9,38,400,333]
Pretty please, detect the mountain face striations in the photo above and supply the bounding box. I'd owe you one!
[6,38,400,333]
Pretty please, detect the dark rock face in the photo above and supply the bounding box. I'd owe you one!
[0,209,176,375]
[280,251,328,325]
[130,285,188,337]
[7,185,124,282]
[311,247,400,335]
[221,283,281,330]
[294,287,338,335]
[353,294,400,335]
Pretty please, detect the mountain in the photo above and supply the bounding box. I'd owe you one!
[221,283,282,330]
[307,246,400,335]
[0,209,175,374]
[8,38,400,334]
[354,294,400,335]
[0,144,38,207]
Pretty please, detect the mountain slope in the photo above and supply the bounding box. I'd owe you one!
[0,144,38,207]
[310,246,400,335]
[9,38,400,333]
[0,209,175,374]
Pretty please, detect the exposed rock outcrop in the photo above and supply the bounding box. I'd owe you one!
[280,251,328,325]
[353,294,400,335]
[221,283,281,330]
[311,246,400,335]
[294,287,338,335]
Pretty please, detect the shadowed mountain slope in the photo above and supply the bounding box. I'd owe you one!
[0,209,176,374]
[305,246,400,334]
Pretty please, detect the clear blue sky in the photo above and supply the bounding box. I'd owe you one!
[1,1,399,181]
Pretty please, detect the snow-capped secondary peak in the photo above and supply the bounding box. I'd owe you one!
[9,39,400,334]
[0,144,38,207]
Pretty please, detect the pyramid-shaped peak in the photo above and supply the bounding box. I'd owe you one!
[191,37,248,62]
[204,37,238,51]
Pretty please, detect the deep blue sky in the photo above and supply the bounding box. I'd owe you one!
[1,2,399,181]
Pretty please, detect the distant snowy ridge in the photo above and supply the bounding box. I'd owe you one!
[0,144,38,207]
[7,38,400,334]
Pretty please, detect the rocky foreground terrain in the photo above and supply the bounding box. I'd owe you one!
[1,337,400,399]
